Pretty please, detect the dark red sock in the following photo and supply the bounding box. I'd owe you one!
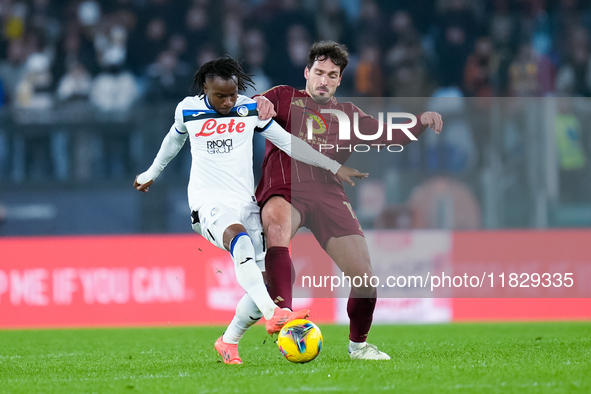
[347,288,377,342]
[265,246,294,310]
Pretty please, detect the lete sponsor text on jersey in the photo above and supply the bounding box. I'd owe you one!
[195,119,246,137]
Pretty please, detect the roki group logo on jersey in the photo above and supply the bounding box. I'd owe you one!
[207,139,233,154]
[304,108,417,153]
[196,119,246,137]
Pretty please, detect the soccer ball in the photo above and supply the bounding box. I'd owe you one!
[277,319,323,363]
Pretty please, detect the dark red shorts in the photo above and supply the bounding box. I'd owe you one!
[259,182,364,248]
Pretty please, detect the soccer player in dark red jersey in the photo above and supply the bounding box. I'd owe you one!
[254,41,443,360]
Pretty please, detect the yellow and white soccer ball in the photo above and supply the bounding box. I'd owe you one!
[277,319,323,363]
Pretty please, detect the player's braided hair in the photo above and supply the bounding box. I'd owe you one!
[191,55,255,96]
[307,41,349,74]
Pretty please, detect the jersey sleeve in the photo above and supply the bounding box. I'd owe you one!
[174,101,188,134]
[136,123,188,184]
[259,119,341,174]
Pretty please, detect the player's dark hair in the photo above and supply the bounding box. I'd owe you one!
[191,55,255,96]
[307,41,349,75]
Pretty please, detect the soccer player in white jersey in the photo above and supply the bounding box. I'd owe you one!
[134,56,367,364]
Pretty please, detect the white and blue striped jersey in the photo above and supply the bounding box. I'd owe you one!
[138,94,341,213]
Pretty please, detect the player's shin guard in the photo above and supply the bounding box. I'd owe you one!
[347,287,377,342]
[265,246,295,310]
[223,294,262,344]
[230,233,277,320]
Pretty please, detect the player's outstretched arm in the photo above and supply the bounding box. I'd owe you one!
[133,124,188,192]
[260,120,344,174]
[420,112,443,134]
[337,167,369,187]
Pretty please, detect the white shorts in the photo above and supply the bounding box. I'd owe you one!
[191,200,265,269]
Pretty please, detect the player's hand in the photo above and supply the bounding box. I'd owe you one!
[337,166,369,187]
[254,95,277,120]
[420,112,443,134]
[134,175,153,193]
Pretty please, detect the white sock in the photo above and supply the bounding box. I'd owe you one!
[349,340,367,352]
[223,294,262,344]
[230,233,277,320]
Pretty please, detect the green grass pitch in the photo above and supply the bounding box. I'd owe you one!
[1,322,589,393]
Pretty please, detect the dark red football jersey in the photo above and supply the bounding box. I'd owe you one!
[255,85,427,205]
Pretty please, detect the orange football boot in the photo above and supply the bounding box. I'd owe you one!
[214,336,242,364]
[265,308,310,335]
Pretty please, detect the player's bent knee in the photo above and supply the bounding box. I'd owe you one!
[265,223,291,247]
[262,197,291,223]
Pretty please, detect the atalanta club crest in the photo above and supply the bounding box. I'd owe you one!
[237,106,249,117]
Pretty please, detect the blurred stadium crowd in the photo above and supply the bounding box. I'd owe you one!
[2,0,591,109]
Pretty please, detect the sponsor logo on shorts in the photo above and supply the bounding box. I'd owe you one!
[207,139,233,154]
